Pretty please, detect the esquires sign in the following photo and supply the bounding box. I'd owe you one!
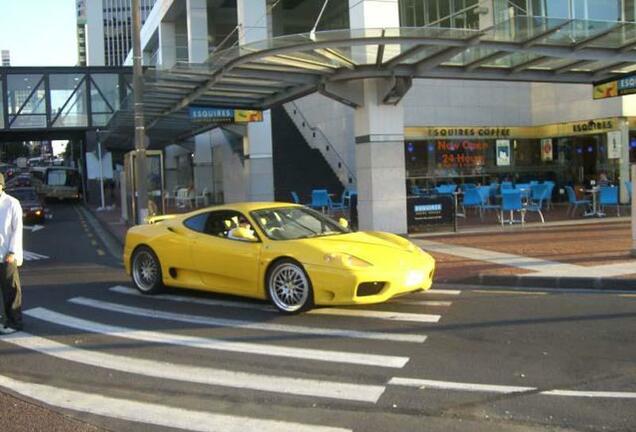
[406,196,455,233]
[406,118,619,140]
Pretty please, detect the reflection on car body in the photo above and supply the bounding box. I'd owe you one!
[124,202,436,314]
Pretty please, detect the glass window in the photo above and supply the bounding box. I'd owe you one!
[251,206,347,241]
[527,0,621,20]
[90,74,121,126]
[7,74,47,129]
[0,76,4,129]
[400,0,480,29]
[50,74,88,128]
[183,213,208,233]
[272,0,349,37]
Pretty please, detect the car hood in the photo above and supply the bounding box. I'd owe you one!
[20,199,42,208]
[299,231,432,267]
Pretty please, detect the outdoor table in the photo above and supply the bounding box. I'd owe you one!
[584,188,605,217]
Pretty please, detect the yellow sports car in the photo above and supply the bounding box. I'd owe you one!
[124,202,435,313]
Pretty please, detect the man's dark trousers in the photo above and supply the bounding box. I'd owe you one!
[0,262,22,330]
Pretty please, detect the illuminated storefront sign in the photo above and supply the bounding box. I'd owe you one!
[594,75,636,99]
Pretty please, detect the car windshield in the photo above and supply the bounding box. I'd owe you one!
[251,206,349,240]
[9,189,37,201]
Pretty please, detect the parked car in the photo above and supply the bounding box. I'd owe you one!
[8,187,46,223]
[124,202,436,313]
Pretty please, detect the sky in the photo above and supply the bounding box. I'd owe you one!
[0,0,77,66]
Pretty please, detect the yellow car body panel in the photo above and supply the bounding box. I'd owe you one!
[124,202,435,306]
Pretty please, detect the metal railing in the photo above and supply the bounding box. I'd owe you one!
[284,100,356,187]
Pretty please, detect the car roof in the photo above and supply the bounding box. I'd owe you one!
[184,202,301,218]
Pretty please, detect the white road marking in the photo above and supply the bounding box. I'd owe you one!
[307,308,440,323]
[70,296,427,344]
[3,333,384,403]
[110,285,275,312]
[390,378,636,399]
[24,308,409,368]
[23,251,49,261]
[541,390,636,399]
[394,300,453,307]
[23,224,44,232]
[389,377,534,394]
[0,374,350,432]
[423,289,462,296]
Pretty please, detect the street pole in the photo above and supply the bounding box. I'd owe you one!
[97,130,105,210]
[132,0,148,224]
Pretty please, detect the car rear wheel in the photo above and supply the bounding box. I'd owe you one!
[267,259,313,314]
[131,246,163,294]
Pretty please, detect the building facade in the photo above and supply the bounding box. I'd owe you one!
[77,0,156,66]
[127,0,635,232]
[1,50,10,67]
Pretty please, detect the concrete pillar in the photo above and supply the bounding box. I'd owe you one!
[349,0,406,233]
[194,132,214,205]
[158,21,177,69]
[237,0,274,202]
[354,80,407,233]
[187,0,209,63]
[619,119,631,204]
[479,0,496,29]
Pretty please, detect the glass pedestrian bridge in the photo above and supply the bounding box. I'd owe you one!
[0,66,131,140]
[103,16,636,148]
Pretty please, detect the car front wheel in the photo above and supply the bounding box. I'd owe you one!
[131,246,163,294]
[267,259,313,314]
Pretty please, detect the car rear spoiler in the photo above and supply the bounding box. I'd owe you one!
[145,214,177,224]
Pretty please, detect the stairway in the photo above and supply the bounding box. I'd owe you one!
[271,106,344,204]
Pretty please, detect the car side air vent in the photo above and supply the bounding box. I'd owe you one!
[357,282,385,297]
[169,268,177,278]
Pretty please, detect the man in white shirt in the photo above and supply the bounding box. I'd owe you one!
[0,173,23,334]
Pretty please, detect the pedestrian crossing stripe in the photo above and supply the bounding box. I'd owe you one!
[71,296,427,343]
[24,307,410,368]
[0,374,351,432]
[24,251,49,261]
[3,332,385,403]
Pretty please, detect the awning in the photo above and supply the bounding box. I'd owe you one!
[104,16,636,148]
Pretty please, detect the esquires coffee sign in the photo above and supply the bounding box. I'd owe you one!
[571,120,614,134]
[437,140,488,168]
[427,127,512,138]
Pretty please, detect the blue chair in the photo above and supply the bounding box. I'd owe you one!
[543,181,555,209]
[435,184,457,196]
[501,181,513,190]
[527,184,548,223]
[410,185,422,196]
[463,183,477,191]
[488,183,499,199]
[290,191,301,204]
[500,189,525,226]
[330,189,355,211]
[565,186,591,217]
[599,186,620,216]
[625,181,632,201]
[530,180,539,186]
[478,186,500,215]
[310,189,330,212]
[462,188,483,218]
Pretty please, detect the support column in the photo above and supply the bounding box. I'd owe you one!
[194,132,214,205]
[354,80,407,233]
[632,164,636,257]
[237,0,274,202]
[158,21,177,69]
[349,0,406,233]
[619,119,631,203]
[187,0,209,63]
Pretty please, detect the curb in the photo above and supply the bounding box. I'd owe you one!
[450,274,636,291]
[79,205,124,262]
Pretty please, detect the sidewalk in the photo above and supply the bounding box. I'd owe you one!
[85,204,636,290]
[411,218,636,290]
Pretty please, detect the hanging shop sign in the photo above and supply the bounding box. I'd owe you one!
[593,74,636,100]
[496,140,511,166]
[189,106,263,124]
[540,138,553,162]
[607,130,622,159]
[436,140,488,168]
[406,196,455,233]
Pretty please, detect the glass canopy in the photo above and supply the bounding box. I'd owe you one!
[104,16,636,147]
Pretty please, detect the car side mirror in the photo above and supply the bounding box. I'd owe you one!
[338,218,349,229]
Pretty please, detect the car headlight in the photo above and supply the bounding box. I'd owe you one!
[324,252,373,268]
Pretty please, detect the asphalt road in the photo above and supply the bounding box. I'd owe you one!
[0,202,634,432]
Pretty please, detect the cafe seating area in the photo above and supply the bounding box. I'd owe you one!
[409,179,631,229]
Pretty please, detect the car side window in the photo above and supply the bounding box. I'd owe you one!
[202,210,257,241]
[183,213,208,233]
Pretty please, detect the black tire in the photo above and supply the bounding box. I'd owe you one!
[131,246,163,294]
[266,258,314,314]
